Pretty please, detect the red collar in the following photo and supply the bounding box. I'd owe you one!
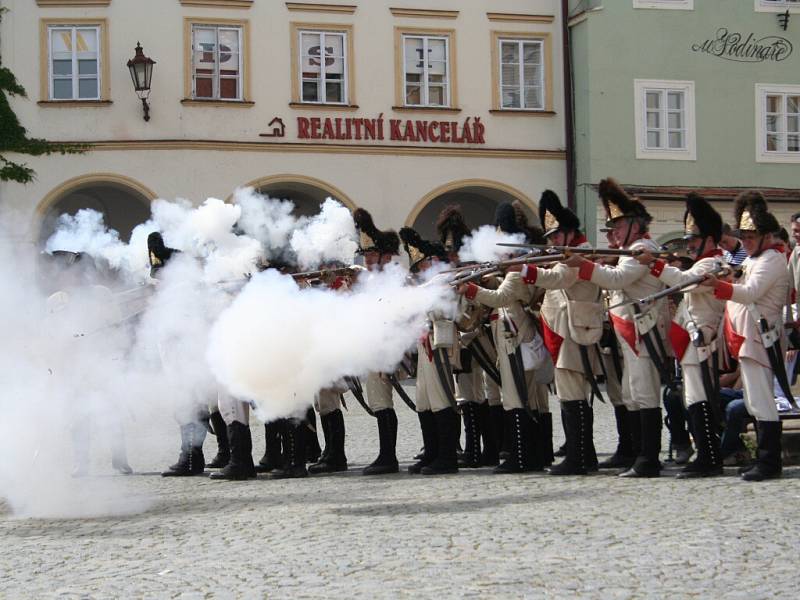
[697,248,723,261]
[569,233,588,248]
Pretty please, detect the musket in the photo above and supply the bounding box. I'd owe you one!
[608,263,730,310]
[496,243,677,259]
[438,250,541,275]
[291,266,364,282]
[447,254,565,286]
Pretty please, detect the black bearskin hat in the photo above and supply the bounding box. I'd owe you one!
[733,190,780,235]
[353,208,400,256]
[683,193,723,243]
[399,226,446,272]
[598,178,652,228]
[436,205,471,253]
[147,232,177,268]
[495,202,521,235]
[539,190,581,237]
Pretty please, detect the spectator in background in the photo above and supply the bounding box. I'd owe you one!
[720,223,748,266]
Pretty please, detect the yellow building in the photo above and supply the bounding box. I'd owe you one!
[2,0,567,248]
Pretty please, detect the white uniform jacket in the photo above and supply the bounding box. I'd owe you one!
[649,250,726,364]
[715,246,790,368]
[577,237,671,358]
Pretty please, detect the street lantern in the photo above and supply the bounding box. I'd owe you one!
[127,42,155,122]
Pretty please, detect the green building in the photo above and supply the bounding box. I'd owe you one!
[568,0,800,244]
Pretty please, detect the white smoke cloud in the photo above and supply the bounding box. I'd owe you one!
[45,209,153,281]
[207,264,456,422]
[458,225,527,263]
[290,198,358,269]
[234,187,298,258]
[0,190,398,518]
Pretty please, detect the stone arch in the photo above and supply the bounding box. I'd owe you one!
[234,174,356,217]
[405,179,540,240]
[34,173,156,246]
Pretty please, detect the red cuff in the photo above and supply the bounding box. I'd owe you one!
[522,264,538,285]
[649,259,666,278]
[714,281,734,300]
[577,260,595,281]
[465,282,479,300]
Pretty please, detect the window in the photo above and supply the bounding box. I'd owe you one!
[756,0,800,13]
[402,34,451,107]
[393,27,457,110]
[491,32,553,113]
[191,25,243,100]
[756,84,800,163]
[633,0,694,9]
[299,30,347,104]
[499,39,544,110]
[40,19,109,104]
[290,23,355,108]
[47,25,102,100]
[634,79,696,160]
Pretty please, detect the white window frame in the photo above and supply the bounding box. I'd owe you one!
[755,83,800,163]
[755,0,800,13]
[402,34,451,108]
[47,25,101,101]
[633,79,696,161]
[191,24,243,101]
[633,0,694,9]
[298,29,348,105]
[498,38,546,111]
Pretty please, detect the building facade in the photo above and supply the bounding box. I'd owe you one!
[569,0,800,244]
[1,0,567,248]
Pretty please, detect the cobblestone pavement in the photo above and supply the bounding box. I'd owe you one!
[2,386,799,599]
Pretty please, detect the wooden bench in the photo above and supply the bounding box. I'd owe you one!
[744,411,800,465]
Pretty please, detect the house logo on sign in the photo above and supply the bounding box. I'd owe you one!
[260,117,286,138]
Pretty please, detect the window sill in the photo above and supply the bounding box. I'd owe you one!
[756,152,800,164]
[391,105,461,113]
[181,99,254,107]
[635,149,696,161]
[289,102,360,111]
[38,100,112,107]
[489,109,556,116]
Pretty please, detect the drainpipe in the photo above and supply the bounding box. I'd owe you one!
[561,0,576,211]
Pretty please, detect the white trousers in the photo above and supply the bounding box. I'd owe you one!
[740,357,779,422]
[315,388,342,416]
[218,390,249,425]
[601,350,623,407]
[620,343,661,410]
[365,372,394,411]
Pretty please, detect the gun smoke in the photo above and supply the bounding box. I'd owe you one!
[0,188,454,518]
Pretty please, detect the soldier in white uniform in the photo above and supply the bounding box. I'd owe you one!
[788,213,800,368]
[636,194,726,478]
[595,230,635,470]
[437,205,490,468]
[567,179,671,478]
[704,192,791,481]
[209,390,256,480]
[401,227,462,475]
[353,209,403,476]
[309,271,354,475]
[460,203,550,473]
[517,191,602,475]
